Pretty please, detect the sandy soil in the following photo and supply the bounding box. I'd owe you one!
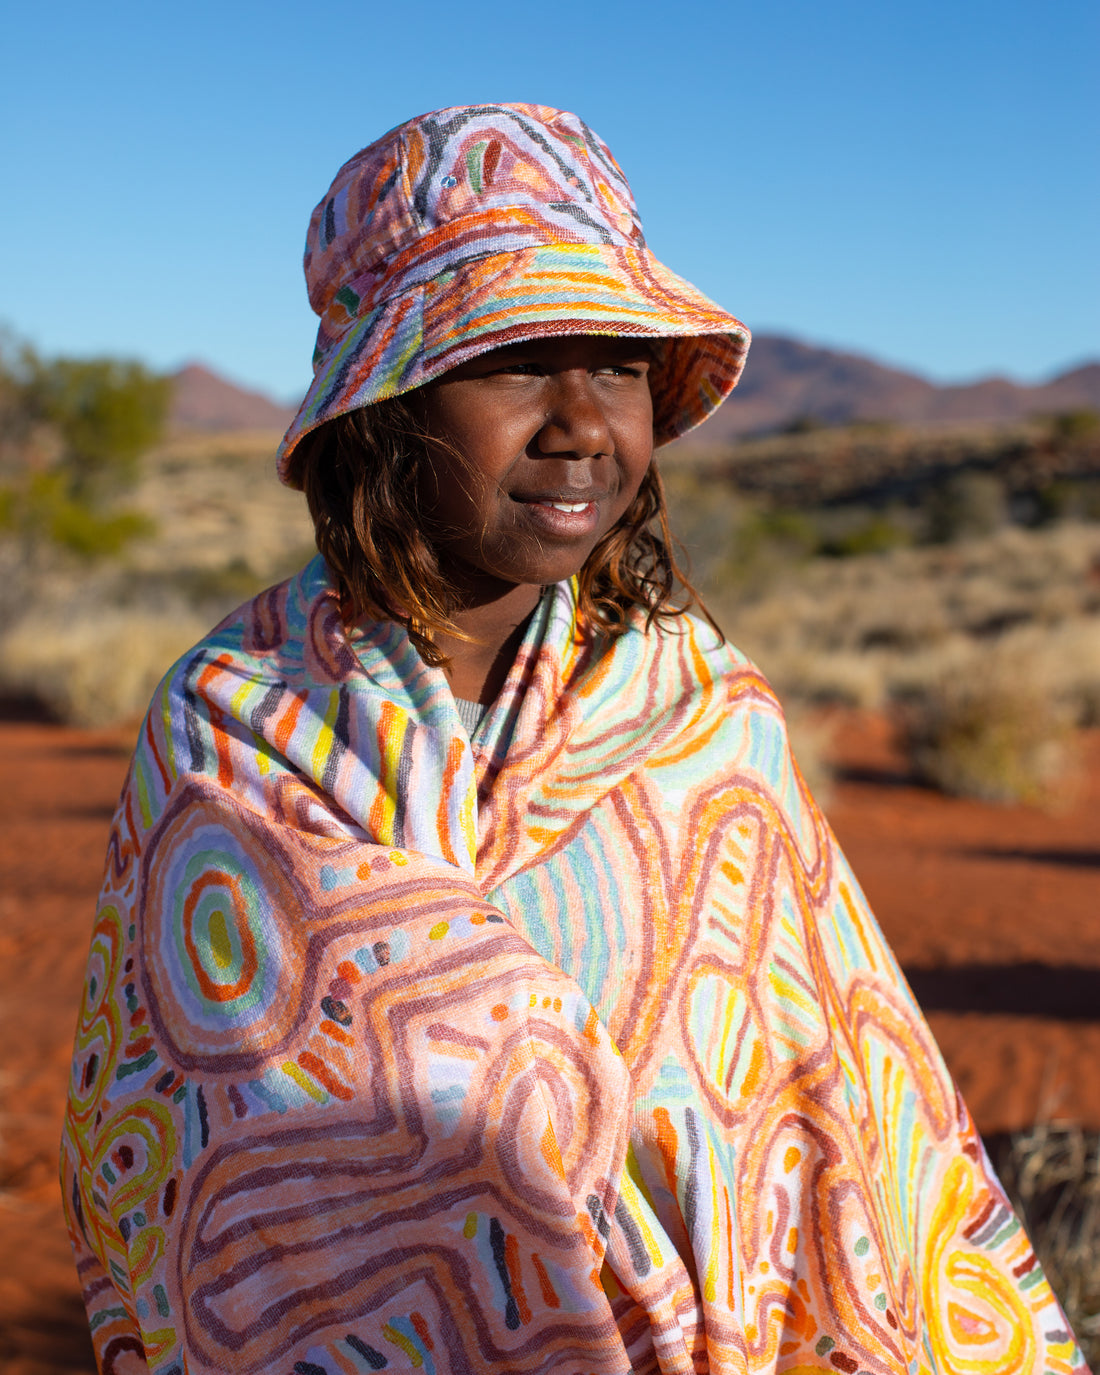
[0,714,1096,1373]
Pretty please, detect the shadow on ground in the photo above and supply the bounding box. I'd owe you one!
[0,1288,96,1375]
[964,845,1100,870]
[905,962,1100,1021]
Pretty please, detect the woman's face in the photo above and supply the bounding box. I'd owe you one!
[415,335,655,599]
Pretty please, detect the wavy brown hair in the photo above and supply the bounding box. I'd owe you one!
[285,395,716,665]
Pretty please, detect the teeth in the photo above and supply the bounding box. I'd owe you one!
[547,501,589,513]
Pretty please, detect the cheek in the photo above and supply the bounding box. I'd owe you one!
[419,448,485,534]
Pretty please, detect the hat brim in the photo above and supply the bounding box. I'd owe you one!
[277,243,750,480]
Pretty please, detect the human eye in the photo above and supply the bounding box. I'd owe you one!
[596,360,650,380]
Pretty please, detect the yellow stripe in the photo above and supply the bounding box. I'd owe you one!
[370,704,405,846]
[310,689,340,783]
[281,1060,327,1103]
[230,677,253,720]
[616,1166,664,1267]
[715,987,740,1083]
[136,761,153,829]
[704,1139,720,1302]
[382,1324,422,1367]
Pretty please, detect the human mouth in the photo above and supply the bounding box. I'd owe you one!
[513,492,605,536]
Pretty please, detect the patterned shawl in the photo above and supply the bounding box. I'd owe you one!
[61,556,1085,1374]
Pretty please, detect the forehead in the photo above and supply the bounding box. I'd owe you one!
[459,334,659,371]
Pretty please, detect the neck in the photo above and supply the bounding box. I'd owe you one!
[432,581,545,705]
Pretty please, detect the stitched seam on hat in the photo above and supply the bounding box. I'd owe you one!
[398,129,426,234]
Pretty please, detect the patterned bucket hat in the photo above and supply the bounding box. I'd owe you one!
[277,103,751,479]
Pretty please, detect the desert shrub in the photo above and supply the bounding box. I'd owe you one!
[894,661,1075,805]
[987,1124,1100,1367]
[664,474,822,596]
[818,512,912,558]
[2,470,155,560]
[47,503,154,559]
[781,414,827,435]
[710,507,820,595]
[925,471,1010,543]
[1048,409,1100,443]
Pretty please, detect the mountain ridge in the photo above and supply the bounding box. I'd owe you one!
[169,339,1100,440]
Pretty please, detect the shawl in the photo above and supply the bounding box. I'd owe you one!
[61,556,1085,1375]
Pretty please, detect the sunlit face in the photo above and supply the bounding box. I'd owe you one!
[414,335,656,600]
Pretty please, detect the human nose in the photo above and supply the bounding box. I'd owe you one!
[535,372,613,457]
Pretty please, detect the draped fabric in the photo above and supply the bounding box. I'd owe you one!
[61,556,1085,1374]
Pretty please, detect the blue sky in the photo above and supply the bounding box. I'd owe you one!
[4,0,1097,401]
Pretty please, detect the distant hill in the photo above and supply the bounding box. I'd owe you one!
[169,340,1100,441]
[690,335,1100,444]
[170,364,297,432]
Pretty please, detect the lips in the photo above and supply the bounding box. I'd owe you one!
[510,490,606,538]
[512,487,609,508]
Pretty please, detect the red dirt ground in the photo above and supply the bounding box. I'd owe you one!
[1,715,1097,1374]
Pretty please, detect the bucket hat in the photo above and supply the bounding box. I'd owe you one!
[277,103,751,479]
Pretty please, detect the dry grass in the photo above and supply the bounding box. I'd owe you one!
[666,489,1100,800]
[989,1124,1100,1367]
[0,607,211,727]
[0,429,315,725]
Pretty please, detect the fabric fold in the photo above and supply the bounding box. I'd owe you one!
[62,558,1086,1374]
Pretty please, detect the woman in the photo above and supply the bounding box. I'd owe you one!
[62,104,1085,1374]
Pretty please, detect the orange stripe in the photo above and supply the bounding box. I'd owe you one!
[724,1186,737,1310]
[211,723,233,789]
[435,737,466,867]
[194,653,233,698]
[273,689,306,757]
[194,654,235,787]
[504,1232,532,1324]
[653,1106,680,1199]
[531,1253,560,1308]
[409,1311,434,1351]
[297,1051,353,1101]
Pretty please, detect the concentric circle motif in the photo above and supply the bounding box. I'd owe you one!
[139,790,310,1072]
[179,856,261,1007]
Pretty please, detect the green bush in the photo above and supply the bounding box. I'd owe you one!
[728,507,819,574]
[819,513,912,558]
[47,502,154,558]
[1049,409,1100,443]
[0,342,167,558]
[14,350,170,494]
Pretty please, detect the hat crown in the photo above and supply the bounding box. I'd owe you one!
[304,104,645,321]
